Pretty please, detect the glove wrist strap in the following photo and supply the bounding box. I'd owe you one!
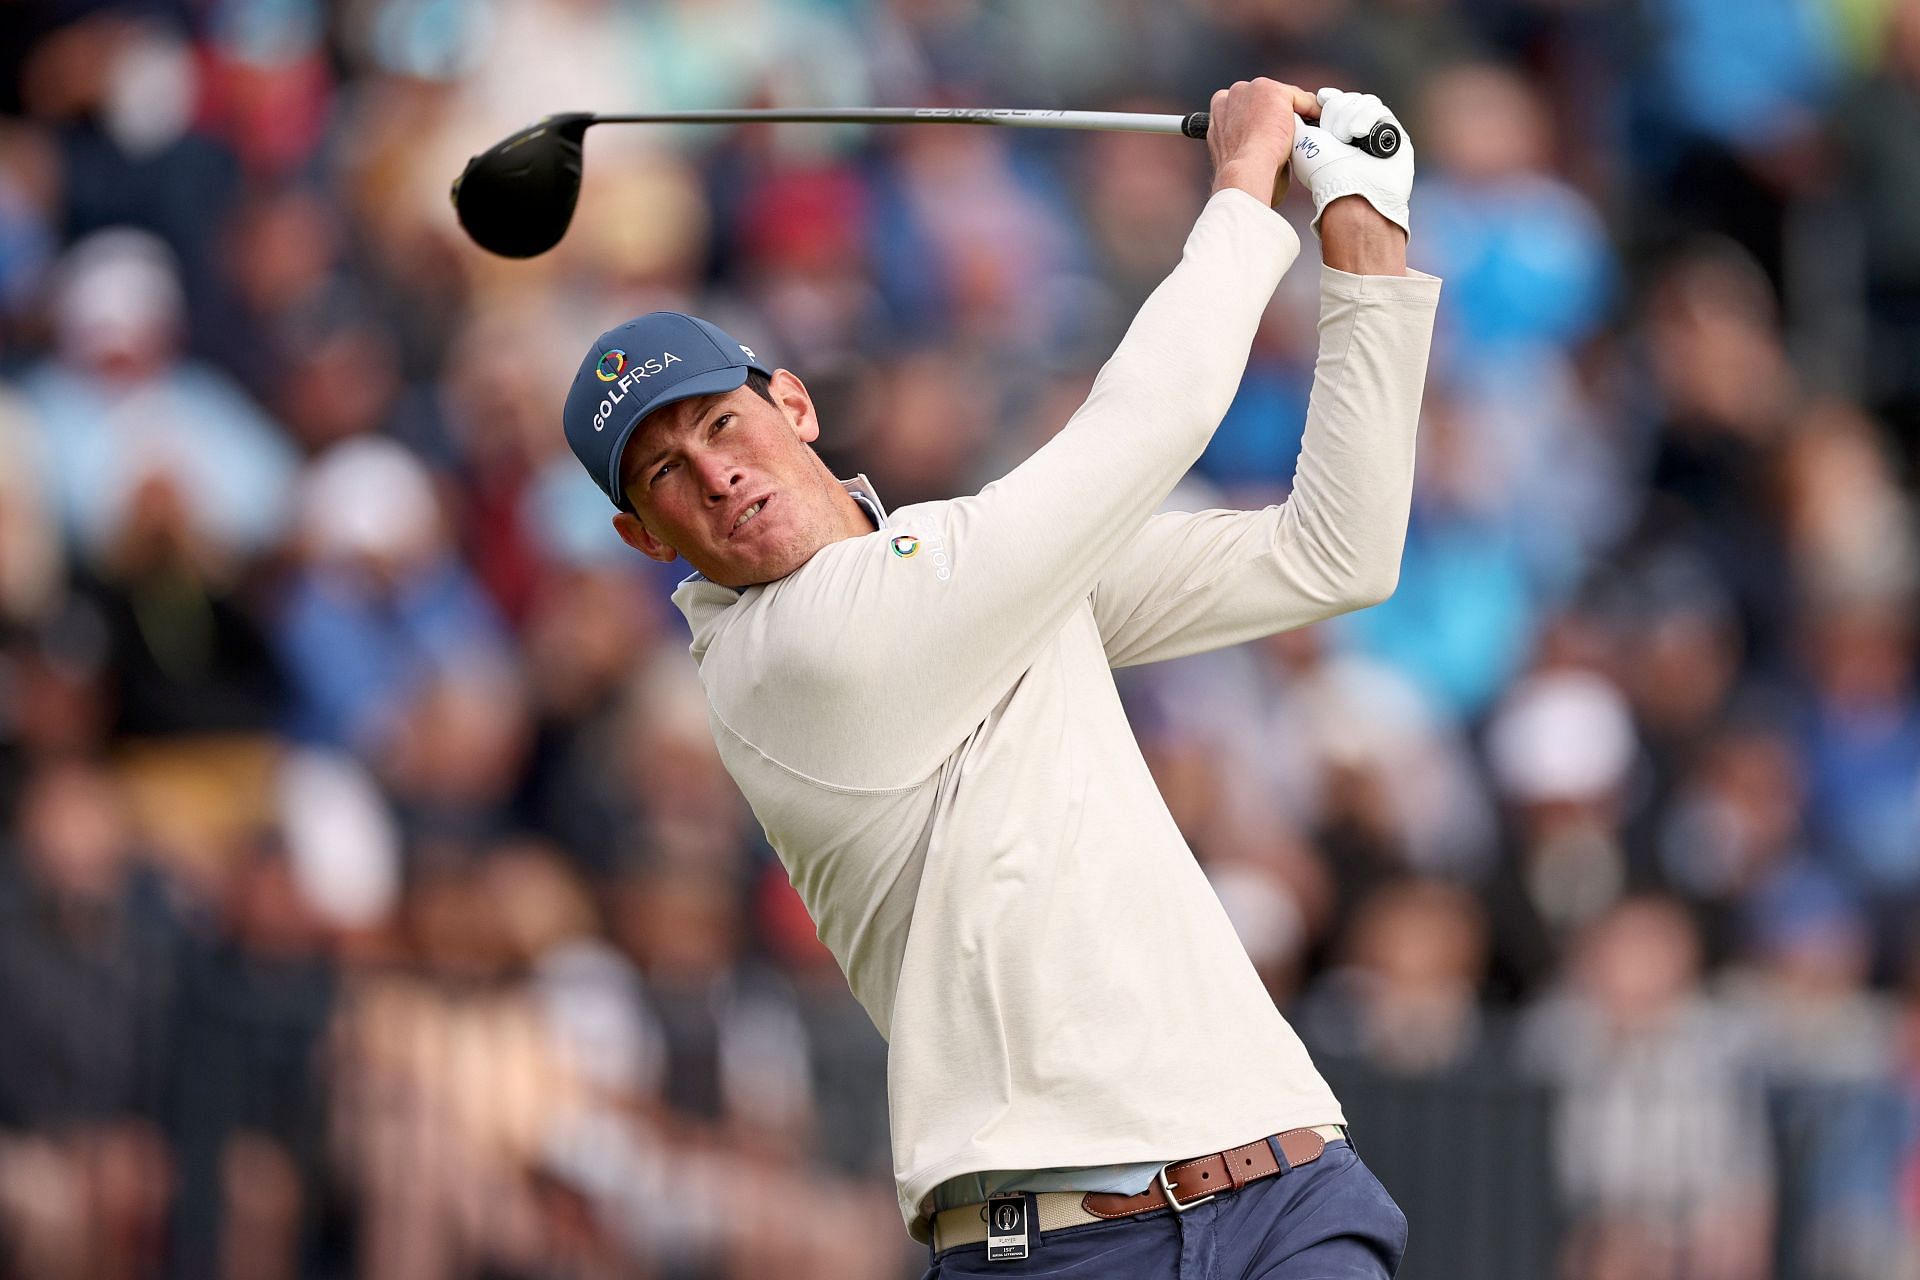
[1309,181,1411,240]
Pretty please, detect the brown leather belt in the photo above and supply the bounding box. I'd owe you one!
[931,1124,1346,1253]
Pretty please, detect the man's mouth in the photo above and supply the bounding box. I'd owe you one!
[731,497,768,534]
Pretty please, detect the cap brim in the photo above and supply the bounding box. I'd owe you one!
[602,365,753,506]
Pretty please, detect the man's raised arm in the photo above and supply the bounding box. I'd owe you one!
[793,82,1317,770]
[1089,87,1439,668]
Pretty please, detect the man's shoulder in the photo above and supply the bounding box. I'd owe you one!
[763,502,959,611]
[884,498,950,523]
[695,494,972,685]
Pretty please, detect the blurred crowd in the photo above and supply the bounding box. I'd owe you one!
[2,0,1920,1278]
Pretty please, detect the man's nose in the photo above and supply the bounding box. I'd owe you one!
[697,453,745,500]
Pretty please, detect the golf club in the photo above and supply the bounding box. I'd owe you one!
[452,108,1403,259]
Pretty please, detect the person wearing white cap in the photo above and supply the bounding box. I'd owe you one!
[22,228,297,563]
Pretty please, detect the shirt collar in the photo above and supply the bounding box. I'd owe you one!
[843,473,888,530]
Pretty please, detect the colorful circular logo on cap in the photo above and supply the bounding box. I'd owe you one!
[595,350,626,382]
[890,535,919,558]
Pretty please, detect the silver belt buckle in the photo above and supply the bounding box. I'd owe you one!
[1156,1162,1216,1213]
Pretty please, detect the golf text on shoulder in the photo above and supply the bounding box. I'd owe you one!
[888,523,951,581]
[591,349,683,432]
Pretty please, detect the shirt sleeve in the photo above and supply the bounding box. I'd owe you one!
[778,191,1301,775]
[1091,266,1442,669]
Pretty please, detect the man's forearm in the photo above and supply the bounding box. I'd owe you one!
[1320,196,1408,276]
[1262,261,1439,612]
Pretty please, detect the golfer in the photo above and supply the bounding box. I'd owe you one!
[562,79,1438,1278]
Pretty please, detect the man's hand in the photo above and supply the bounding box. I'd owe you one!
[1289,87,1414,273]
[1207,78,1321,208]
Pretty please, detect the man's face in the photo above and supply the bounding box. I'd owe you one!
[611,370,851,587]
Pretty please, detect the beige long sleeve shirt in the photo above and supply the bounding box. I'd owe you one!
[670,189,1441,1238]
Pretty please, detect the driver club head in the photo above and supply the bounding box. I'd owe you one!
[451,112,594,258]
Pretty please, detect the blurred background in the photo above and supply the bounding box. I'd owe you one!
[1,0,1919,1277]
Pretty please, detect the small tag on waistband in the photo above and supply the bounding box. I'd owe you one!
[985,1193,1030,1261]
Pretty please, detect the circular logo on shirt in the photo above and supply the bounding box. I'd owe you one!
[595,350,627,382]
[890,534,919,558]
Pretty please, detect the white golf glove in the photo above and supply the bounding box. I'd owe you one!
[1289,87,1414,240]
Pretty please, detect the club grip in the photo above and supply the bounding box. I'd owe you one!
[1183,111,1401,159]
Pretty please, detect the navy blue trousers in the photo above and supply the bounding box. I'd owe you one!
[921,1141,1407,1279]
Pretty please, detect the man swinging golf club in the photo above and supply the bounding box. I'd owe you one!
[561,79,1438,1277]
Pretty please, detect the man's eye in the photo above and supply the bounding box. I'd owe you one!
[652,462,675,483]
[712,413,733,434]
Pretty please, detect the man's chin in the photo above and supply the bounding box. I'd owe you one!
[698,544,805,589]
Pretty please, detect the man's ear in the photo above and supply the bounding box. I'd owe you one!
[613,511,678,564]
[770,368,819,444]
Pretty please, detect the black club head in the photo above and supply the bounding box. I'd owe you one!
[452,113,594,258]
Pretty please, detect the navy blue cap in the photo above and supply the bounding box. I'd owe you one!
[563,312,772,510]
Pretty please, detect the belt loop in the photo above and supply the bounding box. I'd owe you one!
[1265,1134,1293,1176]
[1342,1124,1357,1157]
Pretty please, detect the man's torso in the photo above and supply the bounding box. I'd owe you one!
[675,513,1343,1237]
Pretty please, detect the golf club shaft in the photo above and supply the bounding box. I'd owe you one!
[589,107,1210,137]
[583,107,1399,157]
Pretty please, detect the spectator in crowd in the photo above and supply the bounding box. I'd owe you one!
[1403,60,1628,598]
[1602,545,1749,867]
[1653,717,1812,963]
[1795,596,1920,928]
[1483,665,1641,999]
[328,852,576,1280]
[1635,0,1841,289]
[1414,60,1614,368]
[274,435,512,761]
[1633,242,1800,668]
[207,187,349,408]
[0,759,173,1280]
[1523,895,1775,1280]
[517,557,672,876]
[1837,0,1920,470]
[546,849,904,1278]
[868,121,1090,352]
[16,12,239,344]
[609,858,812,1149]
[1725,864,1906,1280]
[164,840,337,1280]
[719,162,881,385]
[1296,878,1494,1077]
[21,228,297,566]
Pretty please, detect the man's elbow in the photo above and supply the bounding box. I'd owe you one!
[1270,519,1405,617]
[1335,560,1401,613]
